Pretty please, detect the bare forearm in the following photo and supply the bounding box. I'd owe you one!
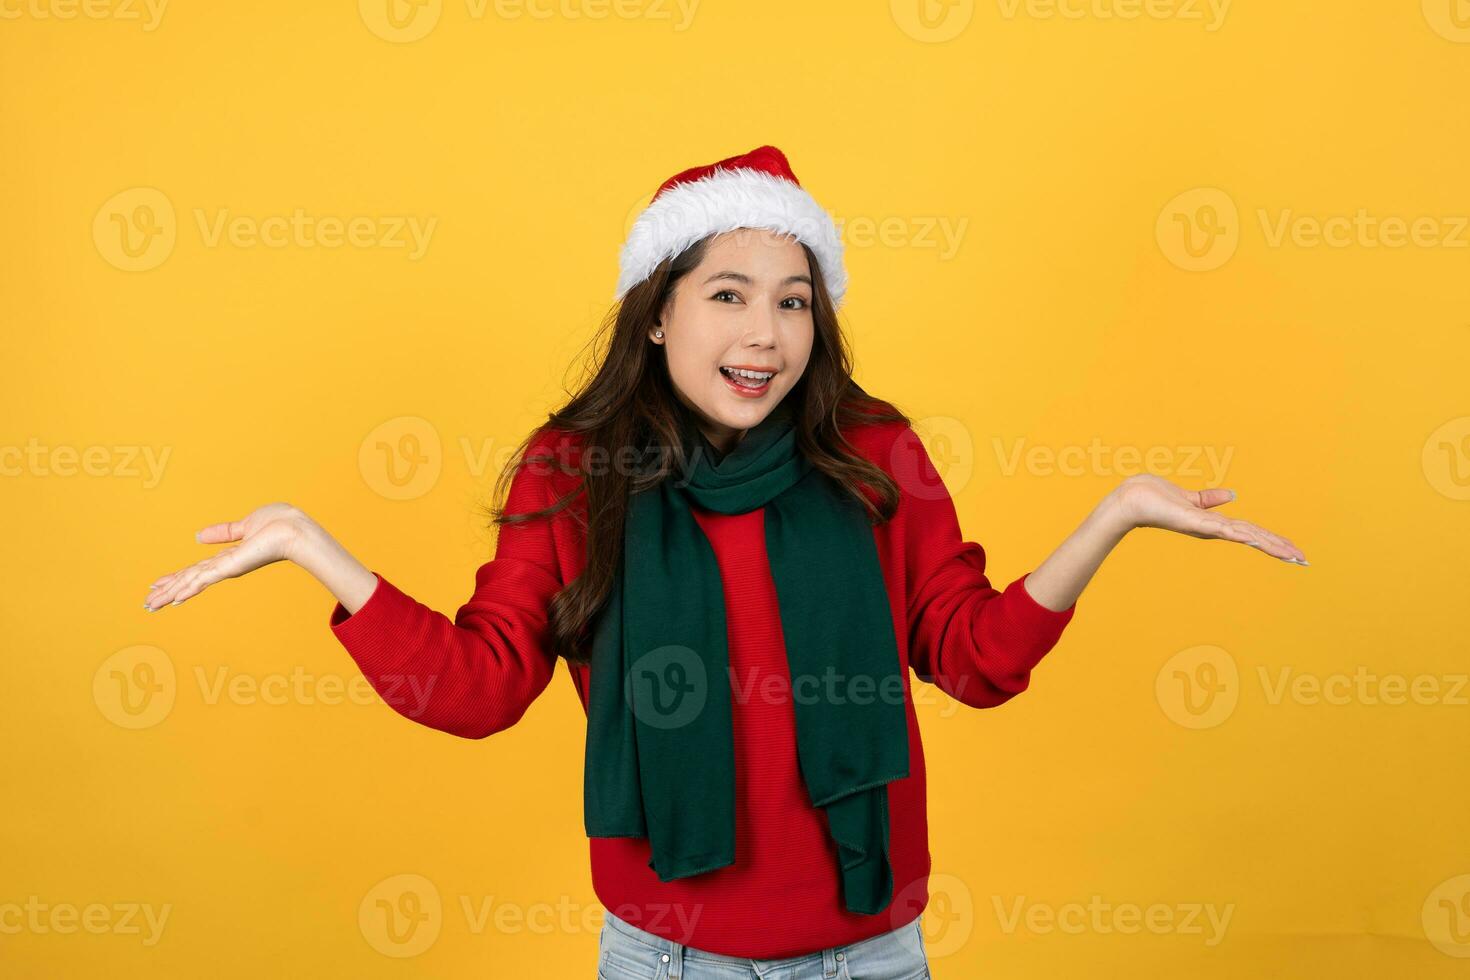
[1022,490,1131,613]
[288,520,379,615]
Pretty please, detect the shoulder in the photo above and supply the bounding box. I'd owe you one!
[834,394,919,475]
[524,420,583,464]
[832,395,958,514]
[505,421,587,509]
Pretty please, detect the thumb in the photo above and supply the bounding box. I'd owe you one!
[1192,487,1236,510]
[196,520,245,544]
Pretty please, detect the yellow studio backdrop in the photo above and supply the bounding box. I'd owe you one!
[2,1,1467,976]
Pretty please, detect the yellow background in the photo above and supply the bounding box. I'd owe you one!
[3,0,1468,976]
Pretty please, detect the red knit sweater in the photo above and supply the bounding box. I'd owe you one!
[328,412,1077,959]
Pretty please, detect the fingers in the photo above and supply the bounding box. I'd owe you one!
[1251,524,1308,564]
[144,550,231,610]
[1188,489,1308,565]
[145,520,247,610]
[144,570,184,608]
[144,568,190,610]
[145,562,212,610]
[165,567,214,606]
[1226,519,1308,565]
[1192,513,1308,565]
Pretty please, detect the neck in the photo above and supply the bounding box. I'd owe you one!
[673,392,747,456]
[701,422,746,457]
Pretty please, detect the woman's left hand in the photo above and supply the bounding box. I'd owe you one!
[1110,474,1308,565]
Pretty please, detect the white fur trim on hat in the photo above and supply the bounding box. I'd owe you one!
[615,166,847,308]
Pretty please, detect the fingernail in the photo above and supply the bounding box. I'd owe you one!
[195,531,201,542]
[171,599,182,605]
[1227,489,1237,501]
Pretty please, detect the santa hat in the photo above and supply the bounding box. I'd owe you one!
[614,145,847,308]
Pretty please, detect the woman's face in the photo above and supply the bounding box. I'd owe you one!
[650,228,815,454]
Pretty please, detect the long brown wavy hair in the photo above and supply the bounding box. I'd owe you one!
[482,232,910,666]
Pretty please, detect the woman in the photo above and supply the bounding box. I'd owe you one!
[142,145,1306,979]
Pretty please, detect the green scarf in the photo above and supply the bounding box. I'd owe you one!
[584,395,910,916]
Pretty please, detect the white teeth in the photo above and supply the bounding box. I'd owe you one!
[722,367,774,381]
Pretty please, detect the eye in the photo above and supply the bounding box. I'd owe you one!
[711,290,741,303]
[780,296,809,310]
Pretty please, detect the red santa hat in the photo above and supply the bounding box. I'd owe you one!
[614,144,848,309]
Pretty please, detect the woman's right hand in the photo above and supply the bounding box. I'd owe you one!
[143,502,314,611]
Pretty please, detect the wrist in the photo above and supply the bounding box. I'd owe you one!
[1091,486,1137,542]
[283,515,331,570]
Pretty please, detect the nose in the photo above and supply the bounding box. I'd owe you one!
[741,300,778,349]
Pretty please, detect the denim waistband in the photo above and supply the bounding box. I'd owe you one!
[603,907,919,976]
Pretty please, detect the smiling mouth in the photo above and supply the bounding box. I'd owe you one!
[717,365,776,384]
[717,365,776,393]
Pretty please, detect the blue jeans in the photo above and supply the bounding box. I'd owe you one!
[597,909,931,980]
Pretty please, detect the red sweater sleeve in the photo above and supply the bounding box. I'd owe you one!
[894,424,1077,708]
[326,434,568,739]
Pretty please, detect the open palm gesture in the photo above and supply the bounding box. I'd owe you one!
[1115,474,1307,565]
[144,502,311,610]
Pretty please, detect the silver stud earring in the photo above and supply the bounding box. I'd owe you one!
[654,330,664,339]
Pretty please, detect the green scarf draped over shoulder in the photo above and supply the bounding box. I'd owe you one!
[584,395,910,916]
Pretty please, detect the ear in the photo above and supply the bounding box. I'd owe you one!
[648,296,673,344]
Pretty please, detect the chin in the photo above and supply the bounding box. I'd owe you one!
[712,385,786,421]
[681,388,768,436]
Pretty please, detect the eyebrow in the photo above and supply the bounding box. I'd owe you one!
[702,270,813,288]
